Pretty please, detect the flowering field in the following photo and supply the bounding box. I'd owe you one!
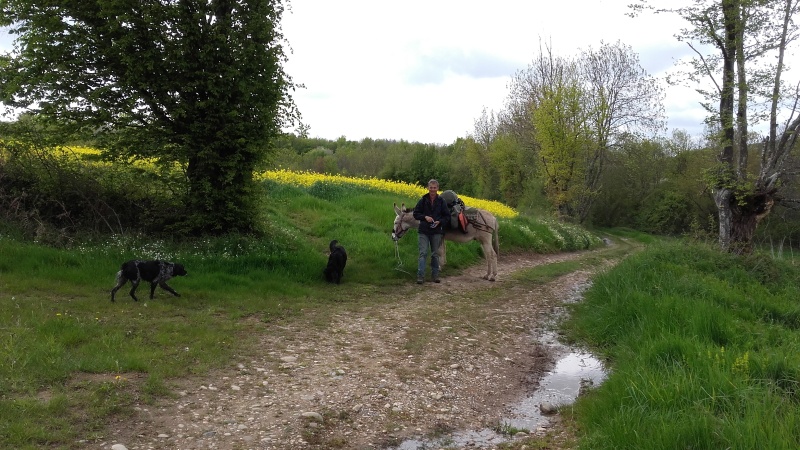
[28,146,519,219]
[0,143,167,171]
[9,144,519,219]
[259,169,518,219]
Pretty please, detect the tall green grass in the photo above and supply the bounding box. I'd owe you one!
[561,241,800,449]
[0,179,601,449]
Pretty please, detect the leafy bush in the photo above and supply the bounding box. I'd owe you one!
[0,141,186,240]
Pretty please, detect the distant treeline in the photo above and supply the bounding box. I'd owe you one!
[269,132,800,248]
[1,117,798,248]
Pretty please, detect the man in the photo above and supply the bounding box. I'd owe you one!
[412,179,450,284]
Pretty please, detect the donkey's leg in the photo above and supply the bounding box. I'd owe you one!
[488,241,498,281]
[437,239,447,267]
[480,237,496,281]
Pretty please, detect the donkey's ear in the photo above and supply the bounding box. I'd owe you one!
[394,203,402,215]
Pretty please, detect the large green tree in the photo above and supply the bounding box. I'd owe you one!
[532,66,591,219]
[0,0,296,234]
[634,0,800,253]
[504,41,664,222]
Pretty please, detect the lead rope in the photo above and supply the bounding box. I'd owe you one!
[393,239,414,276]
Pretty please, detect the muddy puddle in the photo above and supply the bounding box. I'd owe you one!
[392,282,607,449]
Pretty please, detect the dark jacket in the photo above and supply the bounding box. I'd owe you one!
[413,193,450,236]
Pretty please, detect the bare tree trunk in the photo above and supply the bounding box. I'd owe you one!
[735,4,748,177]
[714,0,741,251]
[729,194,775,254]
[714,176,779,253]
[730,215,757,254]
[714,188,733,251]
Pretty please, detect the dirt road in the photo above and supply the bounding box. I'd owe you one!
[102,249,613,450]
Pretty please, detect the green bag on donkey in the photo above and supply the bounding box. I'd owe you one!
[440,190,467,232]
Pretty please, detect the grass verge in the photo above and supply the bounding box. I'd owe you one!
[0,180,603,449]
[561,241,800,449]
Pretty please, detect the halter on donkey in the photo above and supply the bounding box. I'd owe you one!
[392,203,500,281]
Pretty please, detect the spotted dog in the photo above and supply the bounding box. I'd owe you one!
[323,240,347,284]
[110,260,188,302]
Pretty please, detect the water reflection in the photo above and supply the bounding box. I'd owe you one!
[391,350,605,449]
[503,351,606,432]
[391,278,606,450]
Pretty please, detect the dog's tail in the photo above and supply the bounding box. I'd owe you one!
[329,239,339,252]
[113,269,128,286]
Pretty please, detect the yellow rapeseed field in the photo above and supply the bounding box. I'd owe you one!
[259,169,518,218]
[9,145,518,219]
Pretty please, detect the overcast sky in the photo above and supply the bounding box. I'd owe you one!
[1,1,797,144]
[280,0,707,143]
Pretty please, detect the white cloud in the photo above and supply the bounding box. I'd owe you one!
[405,48,520,85]
[282,0,710,143]
[2,3,797,144]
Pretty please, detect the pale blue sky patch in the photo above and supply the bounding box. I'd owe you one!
[406,48,521,85]
[0,27,14,52]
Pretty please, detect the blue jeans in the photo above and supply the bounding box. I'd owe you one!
[418,233,443,278]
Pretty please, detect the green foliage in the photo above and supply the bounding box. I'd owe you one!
[407,144,441,187]
[513,178,552,218]
[534,80,592,220]
[0,0,296,235]
[591,137,668,227]
[490,133,532,206]
[463,136,500,200]
[636,190,693,234]
[597,226,662,245]
[267,134,496,203]
[702,164,756,207]
[590,136,717,235]
[375,141,454,190]
[754,207,800,255]
[502,41,665,223]
[0,140,185,240]
[642,0,800,252]
[561,241,800,449]
[305,180,372,202]
[436,138,482,197]
[500,215,604,253]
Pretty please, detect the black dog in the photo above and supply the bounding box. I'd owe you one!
[110,260,188,302]
[323,240,347,284]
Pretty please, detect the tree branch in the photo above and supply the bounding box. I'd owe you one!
[688,42,722,94]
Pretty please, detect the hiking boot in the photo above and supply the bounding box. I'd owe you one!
[433,277,441,283]
[416,277,424,284]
